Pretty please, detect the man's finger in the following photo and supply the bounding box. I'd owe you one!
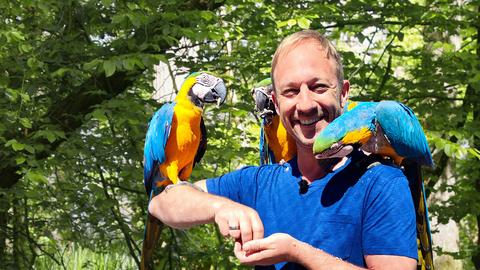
[238,249,275,265]
[217,221,230,237]
[243,238,268,253]
[228,218,241,239]
[233,240,244,256]
[239,218,253,243]
[250,214,264,240]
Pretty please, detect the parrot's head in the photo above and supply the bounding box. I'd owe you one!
[185,72,227,108]
[313,102,376,160]
[252,78,276,123]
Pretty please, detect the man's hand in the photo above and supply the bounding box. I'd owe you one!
[233,233,299,266]
[213,200,264,244]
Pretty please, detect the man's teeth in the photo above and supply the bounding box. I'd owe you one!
[300,117,321,125]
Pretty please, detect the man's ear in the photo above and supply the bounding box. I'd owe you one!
[340,80,350,108]
[271,90,280,115]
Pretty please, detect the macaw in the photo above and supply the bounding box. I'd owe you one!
[313,100,434,270]
[141,71,227,270]
[252,78,296,165]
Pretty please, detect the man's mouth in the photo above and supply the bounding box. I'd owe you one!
[297,109,329,127]
[298,115,323,126]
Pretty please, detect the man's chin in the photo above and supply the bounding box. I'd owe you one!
[295,137,316,149]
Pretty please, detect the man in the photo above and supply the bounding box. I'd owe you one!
[149,30,418,269]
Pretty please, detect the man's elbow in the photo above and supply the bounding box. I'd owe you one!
[148,194,176,227]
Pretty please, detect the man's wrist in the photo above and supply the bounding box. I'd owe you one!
[286,237,301,263]
[293,242,349,270]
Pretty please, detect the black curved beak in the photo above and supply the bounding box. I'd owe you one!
[252,86,276,119]
[253,88,270,112]
[203,79,227,106]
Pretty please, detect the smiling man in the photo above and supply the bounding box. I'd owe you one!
[149,30,418,270]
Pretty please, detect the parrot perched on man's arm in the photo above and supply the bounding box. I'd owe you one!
[313,100,434,270]
[141,72,227,270]
[252,78,296,165]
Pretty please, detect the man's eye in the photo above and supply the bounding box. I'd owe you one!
[312,84,329,92]
[282,89,298,97]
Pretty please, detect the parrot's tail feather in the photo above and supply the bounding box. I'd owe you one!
[141,175,168,270]
[402,160,434,270]
[141,213,164,270]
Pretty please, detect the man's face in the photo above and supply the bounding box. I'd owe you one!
[272,41,349,149]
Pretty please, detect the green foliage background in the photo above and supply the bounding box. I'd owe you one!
[1,0,479,269]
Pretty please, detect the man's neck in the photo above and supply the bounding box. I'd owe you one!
[296,144,347,183]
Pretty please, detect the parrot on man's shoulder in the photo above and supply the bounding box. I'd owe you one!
[141,71,227,270]
[252,78,296,165]
[313,100,434,270]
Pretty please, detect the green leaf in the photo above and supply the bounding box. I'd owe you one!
[20,118,32,128]
[27,58,37,68]
[24,145,35,154]
[45,131,56,143]
[200,11,214,21]
[5,139,17,147]
[103,60,116,77]
[287,19,296,27]
[434,138,445,150]
[25,171,48,184]
[91,109,108,122]
[444,143,453,157]
[83,59,101,71]
[297,17,311,29]
[101,0,112,6]
[16,157,26,165]
[123,59,135,70]
[8,30,25,41]
[12,141,25,151]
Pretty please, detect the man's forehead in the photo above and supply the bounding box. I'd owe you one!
[274,48,336,85]
[278,40,328,61]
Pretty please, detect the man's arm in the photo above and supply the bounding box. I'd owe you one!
[234,233,416,270]
[148,180,264,243]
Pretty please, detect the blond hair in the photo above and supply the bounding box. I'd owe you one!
[271,30,344,91]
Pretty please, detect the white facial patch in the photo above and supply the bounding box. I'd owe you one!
[191,73,222,99]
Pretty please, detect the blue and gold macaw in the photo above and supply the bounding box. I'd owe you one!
[141,72,227,270]
[313,100,434,270]
[252,78,296,165]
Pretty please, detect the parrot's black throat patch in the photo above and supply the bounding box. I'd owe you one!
[315,144,343,159]
[315,143,362,160]
[188,90,204,108]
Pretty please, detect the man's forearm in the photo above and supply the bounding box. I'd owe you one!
[148,184,229,229]
[293,241,364,270]
[293,240,416,270]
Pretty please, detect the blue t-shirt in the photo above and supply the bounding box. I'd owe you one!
[206,152,417,269]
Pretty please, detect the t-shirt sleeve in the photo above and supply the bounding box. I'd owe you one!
[362,166,418,260]
[206,166,259,207]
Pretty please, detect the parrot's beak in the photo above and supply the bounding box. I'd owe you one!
[253,87,269,112]
[203,79,227,106]
[253,86,275,119]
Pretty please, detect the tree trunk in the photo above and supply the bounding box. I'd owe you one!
[429,160,463,270]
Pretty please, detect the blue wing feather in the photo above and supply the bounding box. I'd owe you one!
[375,101,433,167]
[325,101,377,139]
[143,102,176,194]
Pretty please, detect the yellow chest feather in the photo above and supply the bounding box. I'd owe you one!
[265,116,296,163]
[160,101,203,183]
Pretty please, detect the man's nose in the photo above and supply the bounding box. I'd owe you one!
[296,84,317,114]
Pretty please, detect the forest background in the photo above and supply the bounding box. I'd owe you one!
[1,0,479,269]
